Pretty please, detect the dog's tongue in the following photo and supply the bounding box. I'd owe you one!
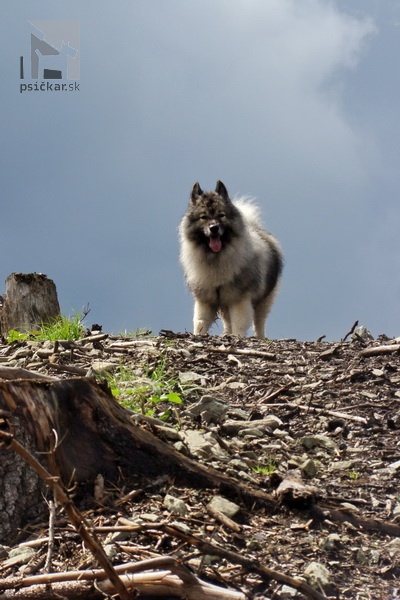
[209,236,222,253]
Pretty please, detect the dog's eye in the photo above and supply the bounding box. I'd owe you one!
[218,213,225,219]
[199,215,208,221]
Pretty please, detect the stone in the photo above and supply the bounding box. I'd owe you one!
[163,494,188,516]
[182,429,227,459]
[322,533,341,552]
[301,458,318,478]
[3,546,36,568]
[300,434,338,452]
[238,427,264,438]
[304,561,331,590]
[207,495,240,518]
[188,395,228,424]
[352,326,374,342]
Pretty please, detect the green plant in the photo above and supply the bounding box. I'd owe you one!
[7,312,85,343]
[107,356,184,418]
[348,469,360,480]
[252,460,277,475]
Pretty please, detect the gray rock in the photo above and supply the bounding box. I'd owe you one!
[188,395,228,425]
[300,434,338,452]
[280,585,299,599]
[387,459,400,471]
[304,561,331,590]
[229,458,249,471]
[301,458,318,478]
[355,548,369,565]
[181,429,227,459]
[223,415,282,436]
[238,427,264,438]
[322,533,341,552]
[179,371,203,384]
[156,426,182,441]
[393,502,400,520]
[330,460,356,471]
[3,547,36,568]
[163,494,188,516]
[207,495,240,518]
[352,326,374,342]
[104,544,118,560]
[91,360,118,374]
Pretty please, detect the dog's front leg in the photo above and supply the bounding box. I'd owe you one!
[220,308,232,335]
[193,300,217,335]
[229,297,253,337]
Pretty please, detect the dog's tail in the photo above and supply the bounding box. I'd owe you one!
[233,196,263,227]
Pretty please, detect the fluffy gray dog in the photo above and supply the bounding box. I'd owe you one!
[179,181,283,337]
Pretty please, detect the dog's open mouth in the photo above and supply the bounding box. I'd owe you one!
[209,235,222,253]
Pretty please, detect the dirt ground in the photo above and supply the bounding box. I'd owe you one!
[1,328,400,600]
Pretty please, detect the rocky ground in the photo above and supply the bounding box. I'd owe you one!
[1,326,400,600]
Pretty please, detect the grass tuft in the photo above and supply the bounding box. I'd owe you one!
[7,312,85,343]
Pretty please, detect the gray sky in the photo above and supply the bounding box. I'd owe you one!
[1,1,400,341]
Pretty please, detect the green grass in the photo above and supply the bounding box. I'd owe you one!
[252,460,277,476]
[7,312,85,343]
[106,355,187,419]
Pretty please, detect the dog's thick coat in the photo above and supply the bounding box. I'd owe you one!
[179,181,283,337]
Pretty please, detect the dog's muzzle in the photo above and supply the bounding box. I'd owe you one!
[209,224,220,236]
[207,222,223,253]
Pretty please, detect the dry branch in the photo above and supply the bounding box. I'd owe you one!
[0,367,57,381]
[360,344,400,357]
[0,431,131,600]
[112,521,329,600]
[0,557,246,600]
[209,346,276,359]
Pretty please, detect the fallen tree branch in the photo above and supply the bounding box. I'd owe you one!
[288,402,368,425]
[360,344,400,357]
[341,320,359,342]
[0,367,57,381]
[259,382,294,403]
[318,505,400,537]
[209,346,276,359]
[0,431,131,600]
[97,520,329,600]
[0,557,245,600]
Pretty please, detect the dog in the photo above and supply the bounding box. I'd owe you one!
[179,180,283,337]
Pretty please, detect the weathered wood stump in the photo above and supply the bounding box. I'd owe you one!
[0,273,60,337]
[0,377,275,545]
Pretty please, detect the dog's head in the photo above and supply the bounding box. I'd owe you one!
[186,181,237,253]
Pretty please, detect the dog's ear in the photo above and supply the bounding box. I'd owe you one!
[191,182,203,201]
[215,180,229,200]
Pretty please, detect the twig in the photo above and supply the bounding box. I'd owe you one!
[43,499,56,574]
[258,382,294,403]
[289,402,368,424]
[209,346,276,360]
[207,505,241,533]
[0,431,131,600]
[341,320,359,342]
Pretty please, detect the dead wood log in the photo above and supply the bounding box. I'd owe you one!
[0,377,277,545]
[0,557,246,600]
[0,273,60,337]
[360,343,400,357]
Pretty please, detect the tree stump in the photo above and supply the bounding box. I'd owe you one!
[0,377,275,545]
[0,273,60,337]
